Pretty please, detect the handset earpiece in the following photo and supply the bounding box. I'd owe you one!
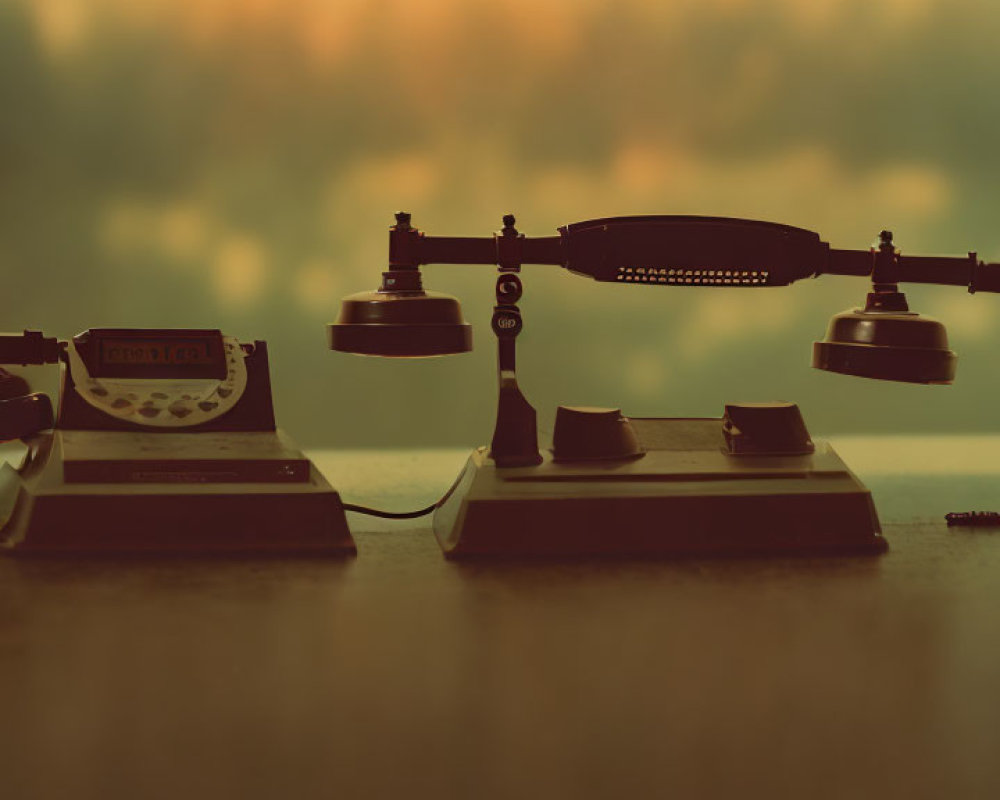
[0,392,54,442]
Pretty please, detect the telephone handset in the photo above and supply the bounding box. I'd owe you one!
[0,333,58,442]
[0,392,53,442]
[0,367,53,442]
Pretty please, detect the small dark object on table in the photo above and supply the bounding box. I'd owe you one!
[945,511,1000,527]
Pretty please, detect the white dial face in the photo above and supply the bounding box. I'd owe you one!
[67,336,248,428]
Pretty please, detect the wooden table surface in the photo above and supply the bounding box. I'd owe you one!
[2,438,1000,800]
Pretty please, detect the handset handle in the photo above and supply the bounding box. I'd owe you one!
[557,215,830,286]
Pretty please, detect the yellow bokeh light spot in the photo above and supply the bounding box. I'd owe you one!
[157,205,210,263]
[212,234,268,308]
[100,202,149,257]
[293,260,340,313]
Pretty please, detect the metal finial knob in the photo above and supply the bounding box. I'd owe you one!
[395,211,412,229]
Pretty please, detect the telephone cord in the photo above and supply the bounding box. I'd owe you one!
[341,502,439,520]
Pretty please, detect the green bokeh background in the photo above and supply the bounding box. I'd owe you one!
[2,0,1000,447]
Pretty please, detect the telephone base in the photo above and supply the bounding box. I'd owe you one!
[0,431,355,555]
[433,420,885,558]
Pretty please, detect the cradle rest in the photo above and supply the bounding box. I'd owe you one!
[434,414,884,558]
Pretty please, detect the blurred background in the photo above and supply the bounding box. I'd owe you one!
[2,0,999,447]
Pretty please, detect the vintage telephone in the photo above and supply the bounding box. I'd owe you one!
[330,213,998,558]
[0,328,354,553]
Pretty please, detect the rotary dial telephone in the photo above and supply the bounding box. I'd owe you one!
[0,328,354,554]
